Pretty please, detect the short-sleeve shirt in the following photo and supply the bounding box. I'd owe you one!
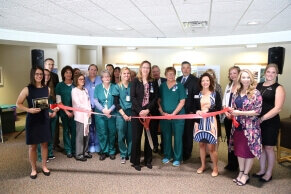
[112,83,132,110]
[55,81,74,117]
[94,83,115,113]
[159,82,186,114]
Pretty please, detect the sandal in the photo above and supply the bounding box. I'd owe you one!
[233,171,244,183]
[237,173,250,186]
[196,167,205,174]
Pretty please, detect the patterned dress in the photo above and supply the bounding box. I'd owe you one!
[229,89,263,159]
[193,92,218,144]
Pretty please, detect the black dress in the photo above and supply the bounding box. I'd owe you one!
[256,82,280,146]
[25,85,51,145]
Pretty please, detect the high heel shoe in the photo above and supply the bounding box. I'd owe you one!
[260,176,272,182]
[30,173,37,179]
[252,173,265,178]
[237,173,250,186]
[233,171,244,183]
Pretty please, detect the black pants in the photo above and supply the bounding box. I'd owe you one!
[224,117,238,168]
[182,119,194,159]
[130,118,152,166]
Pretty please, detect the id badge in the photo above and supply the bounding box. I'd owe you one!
[186,89,188,95]
[88,117,92,124]
[104,104,108,109]
[126,95,130,102]
[150,87,154,93]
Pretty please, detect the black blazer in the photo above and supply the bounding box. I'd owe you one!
[130,78,159,116]
[51,72,59,88]
[193,90,222,123]
[176,74,199,113]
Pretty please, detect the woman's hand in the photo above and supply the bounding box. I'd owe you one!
[53,107,60,112]
[50,111,57,118]
[139,109,149,117]
[224,111,232,119]
[66,111,74,118]
[122,114,130,121]
[196,110,204,116]
[28,108,41,114]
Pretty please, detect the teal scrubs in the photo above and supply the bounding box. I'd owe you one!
[94,83,116,155]
[55,82,76,155]
[112,83,132,158]
[160,82,186,161]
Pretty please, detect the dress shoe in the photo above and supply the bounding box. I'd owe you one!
[134,165,141,171]
[153,147,158,153]
[109,155,116,160]
[30,173,37,179]
[76,157,87,162]
[84,153,93,159]
[42,170,50,176]
[99,154,106,161]
[211,171,219,177]
[146,163,152,169]
[67,153,73,158]
[260,176,272,182]
[237,173,250,186]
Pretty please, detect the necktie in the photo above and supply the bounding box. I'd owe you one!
[181,77,186,84]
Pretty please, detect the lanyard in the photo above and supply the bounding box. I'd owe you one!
[103,84,110,100]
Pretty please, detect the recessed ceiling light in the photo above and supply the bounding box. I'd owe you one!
[184,47,194,50]
[245,44,257,48]
[247,21,259,25]
[127,47,137,50]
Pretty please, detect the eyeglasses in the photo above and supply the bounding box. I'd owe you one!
[35,73,43,76]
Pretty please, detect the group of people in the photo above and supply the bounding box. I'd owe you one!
[16,58,285,185]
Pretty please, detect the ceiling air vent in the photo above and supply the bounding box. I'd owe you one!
[182,21,208,32]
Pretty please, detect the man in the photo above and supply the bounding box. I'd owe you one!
[106,64,114,76]
[44,58,59,87]
[151,65,166,153]
[85,64,102,153]
[176,61,199,161]
[44,58,62,152]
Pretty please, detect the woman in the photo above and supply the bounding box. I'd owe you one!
[229,69,262,186]
[72,73,92,162]
[158,67,186,167]
[222,66,240,171]
[112,67,132,164]
[254,64,285,182]
[37,69,59,162]
[55,66,76,158]
[130,60,159,171]
[112,67,121,84]
[16,67,52,179]
[94,70,116,161]
[193,73,221,177]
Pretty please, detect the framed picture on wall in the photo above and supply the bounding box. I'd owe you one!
[0,67,3,86]
[235,63,267,83]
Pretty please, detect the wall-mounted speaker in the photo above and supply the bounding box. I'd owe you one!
[31,49,44,69]
[268,47,285,74]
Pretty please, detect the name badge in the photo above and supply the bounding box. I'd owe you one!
[194,95,199,99]
[126,95,130,102]
[150,83,154,93]
[186,88,188,95]
[226,89,230,93]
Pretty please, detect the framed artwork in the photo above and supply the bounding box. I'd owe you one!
[0,67,3,86]
[235,63,267,83]
[106,63,140,73]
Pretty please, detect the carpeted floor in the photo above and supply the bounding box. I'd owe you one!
[0,115,290,194]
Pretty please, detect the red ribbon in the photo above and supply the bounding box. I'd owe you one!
[50,104,239,127]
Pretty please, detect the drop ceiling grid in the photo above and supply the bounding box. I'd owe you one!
[174,3,211,22]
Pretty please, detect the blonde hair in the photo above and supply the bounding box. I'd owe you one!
[265,63,279,74]
[236,69,257,99]
[136,60,153,82]
[118,67,131,87]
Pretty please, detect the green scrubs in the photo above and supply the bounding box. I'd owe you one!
[55,82,76,155]
[112,83,132,158]
[160,82,186,161]
[94,84,116,155]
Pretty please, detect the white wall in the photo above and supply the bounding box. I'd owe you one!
[0,43,290,117]
[103,44,291,118]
